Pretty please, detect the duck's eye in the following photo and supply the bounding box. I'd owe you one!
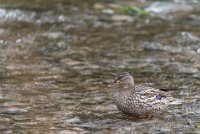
[117,80,121,84]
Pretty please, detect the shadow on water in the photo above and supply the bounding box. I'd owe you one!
[0,0,200,133]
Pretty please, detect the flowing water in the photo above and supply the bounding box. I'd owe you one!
[0,0,200,133]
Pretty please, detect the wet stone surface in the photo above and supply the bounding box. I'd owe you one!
[0,0,200,133]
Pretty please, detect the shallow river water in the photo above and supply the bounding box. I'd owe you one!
[0,0,200,133]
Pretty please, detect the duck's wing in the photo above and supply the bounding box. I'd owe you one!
[135,85,173,99]
[134,86,176,112]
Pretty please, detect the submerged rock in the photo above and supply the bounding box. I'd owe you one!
[145,2,193,14]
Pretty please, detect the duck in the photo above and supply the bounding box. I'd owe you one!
[114,72,175,117]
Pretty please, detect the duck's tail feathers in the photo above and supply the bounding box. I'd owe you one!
[169,98,184,105]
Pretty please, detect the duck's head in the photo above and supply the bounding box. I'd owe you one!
[114,72,135,89]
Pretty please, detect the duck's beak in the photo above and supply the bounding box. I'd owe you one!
[108,80,115,88]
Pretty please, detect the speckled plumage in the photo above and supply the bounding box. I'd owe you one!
[114,72,175,116]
